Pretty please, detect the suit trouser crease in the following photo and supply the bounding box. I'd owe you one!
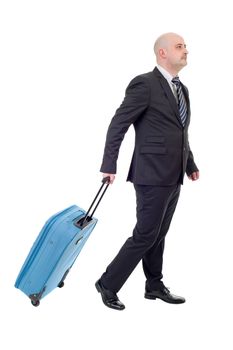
[101,184,181,293]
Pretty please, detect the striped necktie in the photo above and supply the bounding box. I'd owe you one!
[172,76,187,126]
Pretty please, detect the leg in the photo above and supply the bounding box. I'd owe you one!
[100,184,177,293]
[143,185,181,291]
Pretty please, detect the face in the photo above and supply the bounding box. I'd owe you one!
[160,35,189,72]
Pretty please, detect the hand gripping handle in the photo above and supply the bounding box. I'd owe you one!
[78,177,110,228]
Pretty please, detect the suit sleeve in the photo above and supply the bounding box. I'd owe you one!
[186,141,199,176]
[182,85,199,176]
[100,76,149,174]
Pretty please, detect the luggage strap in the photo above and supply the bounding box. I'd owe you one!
[78,177,110,228]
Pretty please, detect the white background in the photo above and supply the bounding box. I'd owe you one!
[0,0,232,349]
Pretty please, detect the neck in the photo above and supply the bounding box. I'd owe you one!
[158,62,180,77]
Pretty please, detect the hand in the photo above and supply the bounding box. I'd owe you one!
[188,171,200,181]
[103,173,116,184]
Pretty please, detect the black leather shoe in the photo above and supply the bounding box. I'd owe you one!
[145,286,185,304]
[95,279,125,310]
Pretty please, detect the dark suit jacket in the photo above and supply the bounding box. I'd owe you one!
[100,67,198,185]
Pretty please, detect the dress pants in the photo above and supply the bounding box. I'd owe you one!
[100,184,181,293]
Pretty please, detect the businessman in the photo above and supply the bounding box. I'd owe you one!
[95,32,199,310]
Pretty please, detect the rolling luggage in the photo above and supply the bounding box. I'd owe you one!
[14,177,110,306]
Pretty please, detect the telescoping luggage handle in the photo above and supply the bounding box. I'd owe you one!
[76,176,110,228]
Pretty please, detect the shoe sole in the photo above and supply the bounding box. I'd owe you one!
[144,293,157,300]
[145,293,185,304]
[95,281,102,294]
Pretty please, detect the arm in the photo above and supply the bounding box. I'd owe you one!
[182,85,200,181]
[100,76,149,179]
[186,142,199,181]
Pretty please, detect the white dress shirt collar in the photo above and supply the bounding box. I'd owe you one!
[157,64,177,99]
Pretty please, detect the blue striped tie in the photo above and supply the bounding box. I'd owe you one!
[172,76,187,126]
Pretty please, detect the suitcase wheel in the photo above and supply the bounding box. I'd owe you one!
[31,300,40,307]
[58,281,65,288]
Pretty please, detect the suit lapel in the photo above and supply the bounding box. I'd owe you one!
[153,67,183,127]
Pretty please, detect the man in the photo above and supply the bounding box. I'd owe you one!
[95,32,199,310]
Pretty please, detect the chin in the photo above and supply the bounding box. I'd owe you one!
[181,60,187,68]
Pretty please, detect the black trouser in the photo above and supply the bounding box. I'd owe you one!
[101,184,181,293]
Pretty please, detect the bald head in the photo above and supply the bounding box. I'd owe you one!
[153,32,188,75]
[154,32,184,56]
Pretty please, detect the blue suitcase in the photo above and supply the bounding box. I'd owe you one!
[15,178,109,306]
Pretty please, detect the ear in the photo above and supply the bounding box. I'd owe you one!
[159,48,166,58]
